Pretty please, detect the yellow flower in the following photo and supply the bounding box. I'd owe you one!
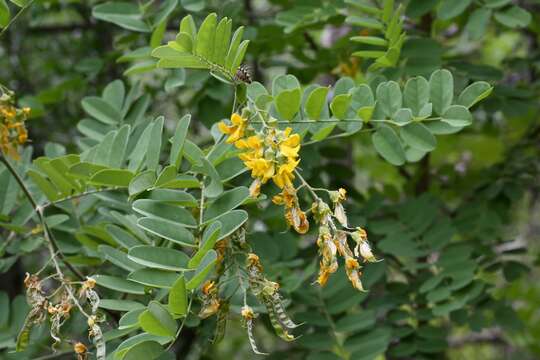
[272,158,299,188]
[235,135,263,151]
[279,128,300,159]
[247,158,275,183]
[218,113,247,144]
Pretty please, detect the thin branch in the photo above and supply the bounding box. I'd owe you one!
[166,296,194,351]
[0,152,84,280]
[42,187,120,209]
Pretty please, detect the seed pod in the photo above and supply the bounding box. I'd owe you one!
[270,293,301,329]
[212,302,228,344]
[246,319,267,355]
[262,296,295,341]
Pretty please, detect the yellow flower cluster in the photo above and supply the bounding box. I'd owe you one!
[218,113,301,196]
[0,90,30,159]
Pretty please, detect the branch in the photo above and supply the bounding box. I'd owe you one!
[0,152,84,280]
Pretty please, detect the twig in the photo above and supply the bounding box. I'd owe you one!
[42,187,119,209]
[0,152,84,280]
[166,296,194,351]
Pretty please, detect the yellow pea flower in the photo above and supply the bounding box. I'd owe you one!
[218,113,247,144]
[272,158,299,189]
[279,129,300,159]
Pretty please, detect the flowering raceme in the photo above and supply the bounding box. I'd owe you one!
[0,88,30,159]
[218,109,378,292]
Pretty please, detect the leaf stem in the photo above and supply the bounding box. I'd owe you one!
[166,295,194,351]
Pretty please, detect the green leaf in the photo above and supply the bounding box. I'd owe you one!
[137,217,196,247]
[376,81,402,118]
[116,335,169,360]
[188,221,221,268]
[441,105,472,127]
[494,6,531,28]
[346,16,383,30]
[305,86,329,120]
[154,165,176,187]
[148,189,198,207]
[200,157,223,198]
[155,174,200,189]
[195,13,217,61]
[94,274,145,294]
[350,35,387,46]
[213,18,232,66]
[168,275,187,316]
[139,301,177,337]
[90,169,134,187]
[99,299,144,312]
[92,2,150,32]
[330,94,352,120]
[393,108,413,124]
[119,308,144,329]
[215,210,248,240]
[146,116,164,171]
[109,124,130,168]
[187,250,217,290]
[457,81,492,108]
[437,0,472,20]
[404,77,429,116]
[103,80,125,110]
[335,310,376,333]
[99,245,143,272]
[27,170,59,201]
[465,8,492,40]
[429,69,454,116]
[0,0,10,28]
[128,245,190,271]
[225,26,245,71]
[128,268,179,288]
[203,187,249,222]
[106,224,144,249]
[372,125,405,165]
[230,39,249,73]
[129,170,157,197]
[82,96,122,124]
[132,199,197,227]
[153,46,208,69]
[169,114,191,169]
[276,88,302,121]
[400,122,436,152]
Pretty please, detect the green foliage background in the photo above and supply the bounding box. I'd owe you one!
[0,0,539,359]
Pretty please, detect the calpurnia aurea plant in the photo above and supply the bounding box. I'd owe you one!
[0,10,495,360]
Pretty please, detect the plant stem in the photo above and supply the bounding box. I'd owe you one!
[294,169,320,201]
[166,295,194,351]
[42,187,119,209]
